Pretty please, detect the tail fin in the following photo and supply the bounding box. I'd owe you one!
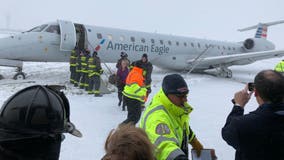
[238,20,284,39]
[255,23,267,38]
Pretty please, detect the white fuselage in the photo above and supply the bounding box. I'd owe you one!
[0,20,276,71]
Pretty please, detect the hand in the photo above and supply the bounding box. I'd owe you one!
[190,137,203,157]
[233,87,252,108]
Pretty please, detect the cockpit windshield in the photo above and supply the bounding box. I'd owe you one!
[45,25,60,34]
[27,24,48,32]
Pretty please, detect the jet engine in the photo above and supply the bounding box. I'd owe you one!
[242,38,275,52]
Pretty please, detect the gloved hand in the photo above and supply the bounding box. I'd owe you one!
[190,137,203,157]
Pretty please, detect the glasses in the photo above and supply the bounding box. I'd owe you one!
[174,94,188,99]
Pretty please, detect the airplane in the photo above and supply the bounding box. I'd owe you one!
[0,19,284,80]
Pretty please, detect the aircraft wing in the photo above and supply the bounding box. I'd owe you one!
[187,50,284,68]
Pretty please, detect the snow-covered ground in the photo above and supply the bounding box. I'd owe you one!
[0,57,282,160]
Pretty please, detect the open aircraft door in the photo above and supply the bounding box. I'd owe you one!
[58,20,76,51]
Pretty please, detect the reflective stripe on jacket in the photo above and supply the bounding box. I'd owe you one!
[140,89,194,160]
[274,61,284,72]
[122,67,147,102]
[88,56,102,77]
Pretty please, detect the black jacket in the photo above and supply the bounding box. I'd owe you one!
[222,103,284,160]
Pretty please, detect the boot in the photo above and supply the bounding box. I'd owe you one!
[95,93,103,97]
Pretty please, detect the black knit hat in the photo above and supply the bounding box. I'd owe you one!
[142,53,148,59]
[162,74,189,95]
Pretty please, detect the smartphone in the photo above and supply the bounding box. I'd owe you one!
[248,82,255,92]
[191,149,217,160]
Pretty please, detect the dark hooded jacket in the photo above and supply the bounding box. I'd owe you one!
[222,103,284,160]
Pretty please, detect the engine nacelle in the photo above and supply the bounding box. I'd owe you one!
[243,38,275,52]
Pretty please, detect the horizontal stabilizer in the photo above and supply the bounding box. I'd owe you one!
[238,20,284,32]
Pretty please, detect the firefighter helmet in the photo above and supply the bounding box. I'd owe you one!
[0,85,82,142]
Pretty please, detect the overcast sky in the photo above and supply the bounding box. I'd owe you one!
[0,0,283,48]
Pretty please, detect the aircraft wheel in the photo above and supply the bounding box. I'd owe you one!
[0,74,4,80]
[226,70,232,78]
[13,72,26,80]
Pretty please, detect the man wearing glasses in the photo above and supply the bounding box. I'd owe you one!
[140,74,204,160]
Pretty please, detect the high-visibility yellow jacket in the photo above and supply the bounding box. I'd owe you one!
[123,67,147,102]
[274,60,284,72]
[140,89,195,160]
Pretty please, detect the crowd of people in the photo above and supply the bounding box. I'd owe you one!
[69,46,103,97]
[0,50,283,160]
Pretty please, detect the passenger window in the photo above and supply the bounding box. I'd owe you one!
[223,46,226,50]
[151,39,155,43]
[184,42,187,47]
[168,41,172,45]
[160,40,163,45]
[131,37,135,42]
[191,43,194,47]
[120,36,124,41]
[228,47,231,50]
[218,46,220,50]
[107,34,113,40]
[45,25,60,34]
[198,43,200,48]
[141,38,146,43]
[97,33,102,39]
[176,41,179,46]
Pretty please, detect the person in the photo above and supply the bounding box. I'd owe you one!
[121,61,147,125]
[73,48,83,87]
[140,74,204,160]
[222,70,284,160]
[102,123,155,160]
[87,51,104,97]
[0,85,82,160]
[274,59,284,75]
[132,54,153,109]
[69,45,79,85]
[79,48,90,90]
[116,52,130,69]
[116,59,129,110]
[139,53,153,94]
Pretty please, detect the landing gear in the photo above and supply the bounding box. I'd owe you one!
[13,72,26,80]
[13,67,26,80]
[217,67,232,78]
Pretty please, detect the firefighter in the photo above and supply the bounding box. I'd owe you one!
[74,49,83,87]
[79,49,90,90]
[0,85,82,159]
[69,46,79,85]
[140,74,204,160]
[121,61,147,125]
[87,51,103,97]
[274,59,284,75]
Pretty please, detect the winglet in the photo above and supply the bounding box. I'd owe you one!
[238,20,284,39]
